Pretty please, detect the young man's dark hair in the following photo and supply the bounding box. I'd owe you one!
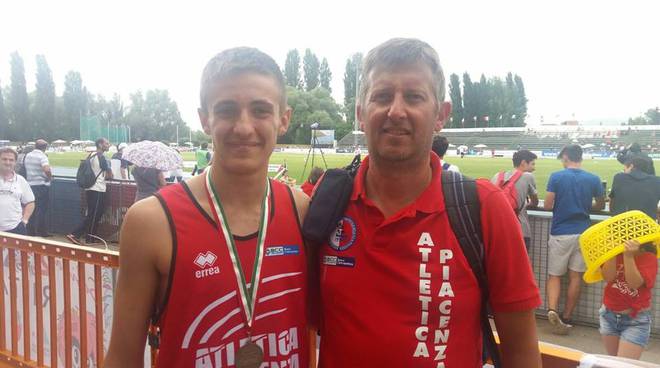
[558,144,582,162]
[201,142,208,150]
[431,135,449,157]
[35,139,48,151]
[624,154,655,175]
[199,47,287,111]
[513,150,537,167]
[307,167,325,185]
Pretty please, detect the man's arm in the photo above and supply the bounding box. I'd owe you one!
[528,193,539,209]
[543,192,555,210]
[120,167,128,180]
[494,310,542,368]
[592,196,606,212]
[104,198,170,368]
[22,202,35,224]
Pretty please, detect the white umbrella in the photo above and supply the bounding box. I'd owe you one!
[474,144,488,148]
[581,143,595,149]
[52,139,68,144]
[448,143,456,148]
[122,140,183,171]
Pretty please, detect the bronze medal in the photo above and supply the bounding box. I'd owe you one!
[235,341,264,368]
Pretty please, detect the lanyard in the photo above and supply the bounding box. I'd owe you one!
[204,167,270,329]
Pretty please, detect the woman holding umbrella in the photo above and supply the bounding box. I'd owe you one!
[120,140,183,202]
[132,166,167,201]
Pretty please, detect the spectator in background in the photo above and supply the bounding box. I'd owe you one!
[111,142,131,179]
[301,167,324,197]
[544,144,605,335]
[431,135,460,172]
[491,150,539,251]
[0,147,35,235]
[25,139,52,237]
[599,239,657,360]
[609,153,660,220]
[132,166,166,201]
[193,142,211,175]
[67,137,113,245]
[15,145,34,178]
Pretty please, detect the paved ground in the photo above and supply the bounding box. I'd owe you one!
[535,318,660,364]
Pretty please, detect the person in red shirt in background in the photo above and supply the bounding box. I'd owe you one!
[599,239,657,359]
[317,38,541,368]
[301,167,324,197]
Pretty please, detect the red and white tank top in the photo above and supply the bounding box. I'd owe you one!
[153,179,309,368]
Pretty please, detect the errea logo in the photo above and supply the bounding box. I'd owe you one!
[194,251,220,279]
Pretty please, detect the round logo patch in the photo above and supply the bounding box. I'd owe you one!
[329,216,357,251]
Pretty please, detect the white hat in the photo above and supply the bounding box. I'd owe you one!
[118,143,128,150]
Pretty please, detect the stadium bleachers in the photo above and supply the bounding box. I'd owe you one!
[337,126,660,152]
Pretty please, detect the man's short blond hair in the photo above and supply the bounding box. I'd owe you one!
[359,38,446,106]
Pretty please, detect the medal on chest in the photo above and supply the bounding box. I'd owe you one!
[205,168,269,368]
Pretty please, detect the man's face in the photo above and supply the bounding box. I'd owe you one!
[100,140,110,152]
[357,63,450,164]
[198,73,290,175]
[520,159,536,173]
[0,153,16,173]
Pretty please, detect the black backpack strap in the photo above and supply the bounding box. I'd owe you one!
[441,170,501,368]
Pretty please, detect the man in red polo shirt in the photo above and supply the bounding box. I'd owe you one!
[318,38,542,367]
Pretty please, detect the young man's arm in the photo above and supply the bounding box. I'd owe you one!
[592,196,606,212]
[101,155,114,180]
[591,176,605,211]
[41,154,53,181]
[104,198,170,368]
[543,192,555,210]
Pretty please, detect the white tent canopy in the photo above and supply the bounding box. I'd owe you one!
[474,144,488,148]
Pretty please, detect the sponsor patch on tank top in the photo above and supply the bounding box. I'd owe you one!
[265,245,300,257]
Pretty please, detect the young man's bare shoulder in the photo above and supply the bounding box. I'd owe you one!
[121,196,171,257]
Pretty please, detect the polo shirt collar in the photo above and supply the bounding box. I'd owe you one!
[351,152,445,214]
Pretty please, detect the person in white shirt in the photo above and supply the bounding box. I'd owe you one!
[67,137,113,245]
[24,139,52,236]
[0,147,35,235]
[432,135,460,172]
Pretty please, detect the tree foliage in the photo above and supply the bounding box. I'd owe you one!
[303,49,320,91]
[0,84,7,138]
[343,53,362,128]
[33,55,57,140]
[279,86,343,144]
[319,57,332,92]
[455,71,527,128]
[284,49,302,88]
[8,52,30,140]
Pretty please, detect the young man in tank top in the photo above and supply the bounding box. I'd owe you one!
[105,48,312,368]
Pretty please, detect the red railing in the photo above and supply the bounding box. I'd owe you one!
[0,232,118,368]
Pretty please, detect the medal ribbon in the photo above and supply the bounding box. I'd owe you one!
[204,167,270,328]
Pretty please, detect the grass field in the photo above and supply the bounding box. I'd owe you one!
[47,151,657,198]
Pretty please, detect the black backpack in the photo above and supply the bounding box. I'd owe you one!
[16,154,28,178]
[76,153,103,189]
[302,160,502,368]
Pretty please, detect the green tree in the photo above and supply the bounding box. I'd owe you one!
[62,71,87,139]
[448,73,463,128]
[513,74,528,126]
[280,86,343,144]
[126,89,186,142]
[462,73,476,128]
[8,52,30,141]
[343,53,362,128]
[284,49,302,88]
[319,57,332,92]
[33,55,57,140]
[644,107,660,125]
[303,49,320,91]
[0,83,7,139]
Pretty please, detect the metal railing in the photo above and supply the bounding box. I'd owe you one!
[528,210,660,336]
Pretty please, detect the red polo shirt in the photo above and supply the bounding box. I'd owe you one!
[319,153,541,368]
